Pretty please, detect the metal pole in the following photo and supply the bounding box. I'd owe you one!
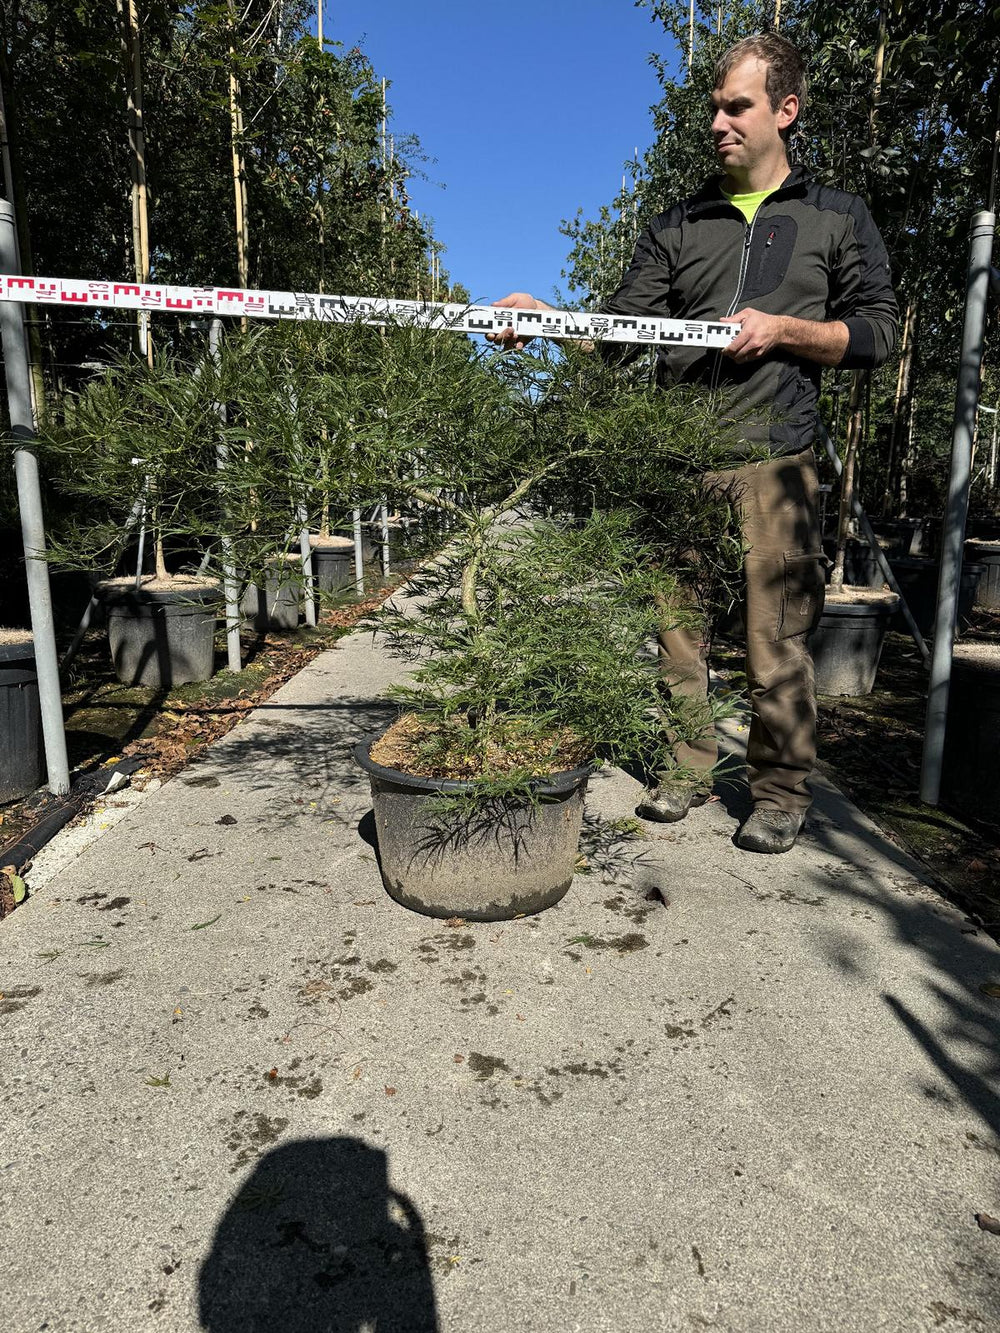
[352,505,364,595]
[0,200,70,794]
[209,318,243,672]
[920,209,996,805]
[379,497,390,578]
[298,507,316,627]
[817,421,931,668]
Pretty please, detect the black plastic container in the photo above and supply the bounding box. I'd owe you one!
[809,594,898,696]
[942,645,1000,824]
[0,634,45,803]
[354,735,591,921]
[964,540,1000,612]
[99,578,219,689]
[888,557,984,635]
[310,539,356,597]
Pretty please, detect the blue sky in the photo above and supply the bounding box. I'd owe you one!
[321,3,678,306]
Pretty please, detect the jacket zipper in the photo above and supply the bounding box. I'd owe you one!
[710,208,760,392]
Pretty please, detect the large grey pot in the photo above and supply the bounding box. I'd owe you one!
[353,735,591,921]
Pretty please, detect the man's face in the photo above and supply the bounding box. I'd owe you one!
[710,57,796,173]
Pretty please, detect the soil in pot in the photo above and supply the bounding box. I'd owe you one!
[241,554,303,632]
[810,587,899,697]
[355,714,592,921]
[97,575,220,690]
[942,642,1000,825]
[0,629,45,803]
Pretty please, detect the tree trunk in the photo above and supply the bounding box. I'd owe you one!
[0,54,46,420]
[116,0,152,366]
[830,370,866,591]
[882,296,918,515]
[228,2,249,325]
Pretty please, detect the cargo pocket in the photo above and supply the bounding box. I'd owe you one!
[776,551,826,640]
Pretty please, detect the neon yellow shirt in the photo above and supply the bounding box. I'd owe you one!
[721,187,772,224]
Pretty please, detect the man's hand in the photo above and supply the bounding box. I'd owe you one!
[721,308,850,366]
[720,308,787,362]
[485,292,555,350]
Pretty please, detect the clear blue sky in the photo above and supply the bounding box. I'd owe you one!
[321,3,677,305]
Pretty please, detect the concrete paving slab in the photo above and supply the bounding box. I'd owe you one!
[3,624,1000,1332]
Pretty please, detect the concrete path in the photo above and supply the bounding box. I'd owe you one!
[3,620,1000,1333]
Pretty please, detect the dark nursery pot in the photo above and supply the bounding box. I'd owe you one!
[241,554,302,631]
[353,736,591,921]
[887,557,984,635]
[309,535,356,598]
[942,644,1000,825]
[964,540,1000,612]
[0,632,45,803]
[98,577,219,689]
[809,590,899,697]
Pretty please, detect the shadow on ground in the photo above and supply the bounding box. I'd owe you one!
[198,1137,439,1333]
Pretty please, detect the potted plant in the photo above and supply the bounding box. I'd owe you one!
[349,330,745,921]
[39,353,223,689]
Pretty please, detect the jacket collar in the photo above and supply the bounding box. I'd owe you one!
[686,163,811,217]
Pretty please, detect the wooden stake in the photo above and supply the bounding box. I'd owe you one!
[117,0,152,365]
[228,1,250,327]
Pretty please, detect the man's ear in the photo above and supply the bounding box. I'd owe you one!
[777,93,799,133]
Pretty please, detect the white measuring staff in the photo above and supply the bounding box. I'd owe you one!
[0,274,739,348]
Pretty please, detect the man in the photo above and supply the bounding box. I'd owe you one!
[490,33,898,854]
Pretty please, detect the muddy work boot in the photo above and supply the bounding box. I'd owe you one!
[735,806,805,854]
[635,784,710,824]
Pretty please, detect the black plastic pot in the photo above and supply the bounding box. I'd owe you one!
[887,557,984,635]
[98,579,219,689]
[942,645,1000,824]
[353,735,591,921]
[310,539,356,597]
[965,541,1000,612]
[809,594,898,696]
[241,558,302,631]
[0,636,45,803]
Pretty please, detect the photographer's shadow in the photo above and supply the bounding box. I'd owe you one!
[199,1137,439,1333]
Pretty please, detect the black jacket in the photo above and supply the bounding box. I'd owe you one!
[602,165,899,457]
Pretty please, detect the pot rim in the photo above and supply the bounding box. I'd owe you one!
[352,732,594,796]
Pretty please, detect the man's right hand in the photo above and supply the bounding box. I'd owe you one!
[485,292,556,349]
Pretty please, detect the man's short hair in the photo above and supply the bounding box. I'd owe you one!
[714,34,807,127]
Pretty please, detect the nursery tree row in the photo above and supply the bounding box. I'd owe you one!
[560,0,1000,521]
[0,0,464,411]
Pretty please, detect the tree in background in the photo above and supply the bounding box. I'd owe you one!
[0,0,464,407]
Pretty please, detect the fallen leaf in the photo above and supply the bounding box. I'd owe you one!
[968,859,989,873]
[384,1086,397,1097]
[352,1066,362,1080]
[266,1068,278,1080]
[353,899,377,906]
[515,1014,525,1022]
[453,1054,464,1063]
[979,984,1000,998]
[190,914,222,931]
[444,916,466,927]
[216,814,238,826]
[145,1072,171,1088]
[976,1213,1000,1235]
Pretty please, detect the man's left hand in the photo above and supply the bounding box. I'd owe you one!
[720,308,786,362]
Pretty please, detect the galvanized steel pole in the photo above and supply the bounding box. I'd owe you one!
[920,209,996,805]
[0,200,70,794]
[209,318,243,672]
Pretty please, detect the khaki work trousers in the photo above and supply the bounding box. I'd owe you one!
[658,448,826,814]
